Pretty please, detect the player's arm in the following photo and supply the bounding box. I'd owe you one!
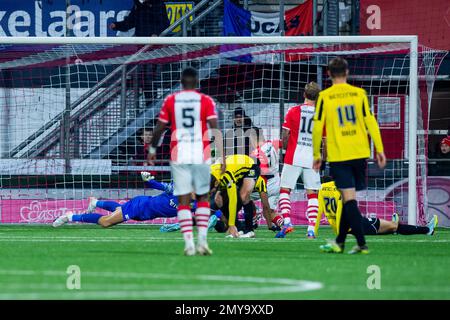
[281,128,290,151]
[149,96,172,161]
[220,172,239,231]
[141,172,173,194]
[259,191,272,229]
[312,94,326,170]
[148,120,167,161]
[111,6,136,31]
[205,96,226,174]
[361,93,386,168]
[321,136,327,161]
[208,118,226,174]
[281,108,293,152]
[226,182,238,228]
[314,191,325,237]
[202,96,226,174]
[255,177,271,228]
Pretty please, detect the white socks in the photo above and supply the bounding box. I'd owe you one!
[177,207,195,250]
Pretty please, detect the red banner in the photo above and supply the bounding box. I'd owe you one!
[360,0,450,50]
[285,0,313,36]
[374,95,407,159]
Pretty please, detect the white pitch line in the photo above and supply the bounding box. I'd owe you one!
[0,269,323,299]
[326,285,450,294]
[0,269,319,285]
[0,269,448,299]
[0,236,449,244]
[0,286,311,300]
[0,282,250,291]
[1,283,449,298]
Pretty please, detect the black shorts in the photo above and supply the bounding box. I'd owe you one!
[329,158,367,191]
[349,217,380,235]
[215,180,257,229]
[214,187,246,233]
[361,217,380,235]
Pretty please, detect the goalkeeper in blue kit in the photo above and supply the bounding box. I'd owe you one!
[52,172,180,228]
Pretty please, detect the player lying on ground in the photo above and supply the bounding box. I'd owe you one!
[52,173,182,228]
[315,177,438,246]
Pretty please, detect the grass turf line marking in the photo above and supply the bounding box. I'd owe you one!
[325,285,450,293]
[0,269,323,299]
[1,270,449,298]
[0,236,449,244]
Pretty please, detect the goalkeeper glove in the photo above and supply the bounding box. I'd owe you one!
[141,171,155,182]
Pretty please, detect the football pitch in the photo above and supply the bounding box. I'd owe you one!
[0,225,449,300]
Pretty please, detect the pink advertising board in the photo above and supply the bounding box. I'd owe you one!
[0,198,395,225]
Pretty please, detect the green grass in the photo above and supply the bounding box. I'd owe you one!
[0,225,449,300]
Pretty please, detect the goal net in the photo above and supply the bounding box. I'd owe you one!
[0,37,446,226]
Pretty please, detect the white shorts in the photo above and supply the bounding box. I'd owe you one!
[171,163,211,196]
[251,174,280,210]
[280,163,321,191]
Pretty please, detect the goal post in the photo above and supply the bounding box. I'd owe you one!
[0,35,441,226]
[408,36,419,226]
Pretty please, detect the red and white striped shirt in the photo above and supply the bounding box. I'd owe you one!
[158,90,217,164]
[282,103,315,168]
[251,140,280,176]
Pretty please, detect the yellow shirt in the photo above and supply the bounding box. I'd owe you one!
[210,154,257,226]
[312,83,384,162]
[254,176,267,194]
[314,181,343,236]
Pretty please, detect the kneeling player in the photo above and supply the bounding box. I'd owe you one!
[160,175,268,235]
[210,154,262,238]
[315,177,438,244]
[214,175,270,238]
[52,172,179,228]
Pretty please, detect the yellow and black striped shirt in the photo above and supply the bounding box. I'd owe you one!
[312,83,384,162]
[314,181,343,236]
[254,176,267,194]
[210,154,259,226]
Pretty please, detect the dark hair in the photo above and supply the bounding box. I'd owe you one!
[181,67,198,89]
[328,57,349,78]
[233,107,254,130]
[137,127,153,137]
[181,67,198,80]
[234,107,244,117]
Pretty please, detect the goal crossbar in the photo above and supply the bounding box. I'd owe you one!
[0,35,418,45]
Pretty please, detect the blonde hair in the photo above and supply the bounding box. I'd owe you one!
[304,82,320,101]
